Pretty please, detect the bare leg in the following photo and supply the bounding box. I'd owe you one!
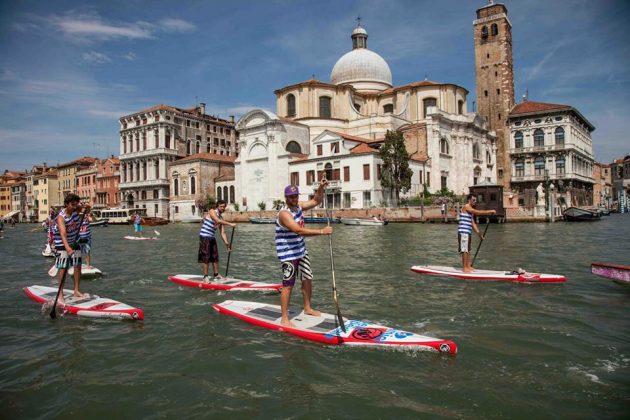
[212,261,220,276]
[56,269,67,305]
[280,286,296,328]
[301,280,320,316]
[73,263,85,298]
[463,252,474,273]
[201,262,209,276]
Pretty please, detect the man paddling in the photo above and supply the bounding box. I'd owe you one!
[52,193,88,303]
[199,200,235,283]
[458,193,496,273]
[276,180,332,328]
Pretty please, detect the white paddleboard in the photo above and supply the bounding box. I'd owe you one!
[24,285,144,320]
[410,265,566,283]
[68,264,103,277]
[213,300,456,353]
[123,236,158,240]
[169,274,281,291]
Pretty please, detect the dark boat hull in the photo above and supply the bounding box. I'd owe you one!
[563,207,601,222]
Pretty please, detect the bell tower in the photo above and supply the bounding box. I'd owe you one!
[474,1,515,189]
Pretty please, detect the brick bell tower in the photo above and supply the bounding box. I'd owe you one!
[474,1,515,189]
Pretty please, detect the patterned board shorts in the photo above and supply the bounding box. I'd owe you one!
[281,252,313,288]
[55,249,82,269]
[134,224,143,232]
[458,233,471,254]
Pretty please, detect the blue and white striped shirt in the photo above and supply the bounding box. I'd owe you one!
[275,205,306,262]
[52,209,81,249]
[199,212,221,238]
[458,211,473,235]
[79,217,91,242]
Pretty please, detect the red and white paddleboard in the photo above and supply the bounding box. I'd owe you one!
[24,285,144,320]
[213,300,457,354]
[123,236,158,240]
[410,265,566,283]
[168,274,282,291]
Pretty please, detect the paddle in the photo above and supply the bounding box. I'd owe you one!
[472,220,490,267]
[225,226,236,277]
[153,230,161,236]
[324,191,346,333]
[50,210,86,319]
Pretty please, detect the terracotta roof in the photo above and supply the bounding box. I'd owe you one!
[274,79,336,94]
[172,152,236,165]
[327,130,383,144]
[510,100,595,131]
[122,104,233,124]
[350,143,379,154]
[57,156,97,168]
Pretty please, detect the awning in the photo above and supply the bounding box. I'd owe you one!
[2,210,19,219]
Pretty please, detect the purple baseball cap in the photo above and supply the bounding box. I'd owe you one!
[284,185,299,196]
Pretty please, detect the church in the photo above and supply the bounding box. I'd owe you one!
[233,22,497,210]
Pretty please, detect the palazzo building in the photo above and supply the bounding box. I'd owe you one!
[118,103,237,218]
[236,23,496,209]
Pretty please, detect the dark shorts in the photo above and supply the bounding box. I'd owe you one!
[281,252,313,288]
[198,237,219,263]
[458,233,471,254]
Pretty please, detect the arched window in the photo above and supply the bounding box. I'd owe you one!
[223,186,228,202]
[515,159,524,177]
[186,141,192,155]
[190,176,196,194]
[206,143,211,153]
[514,131,523,148]
[287,94,296,117]
[534,156,545,175]
[230,186,235,204]
[491,23,498,36]
[383,104,394,114]
[473,143,480,160]
[353,103,361,113]
[217,187,222,201]
[481,26,488,39]
[440,138,449,155]
[555,127,565,145]
[458,100,464,115]
[556,157,565,174]
[423,98,437,118]
[173,179,179,196]
[534,129,544,147]
[324,163,333,181]
[154,160,159,178]
[196,142,200,153]
[486,150,492,164]
[319,96,331,118]
[286,141,302,153]
[474,166,482,184]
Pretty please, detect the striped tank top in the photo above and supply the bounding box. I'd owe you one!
[458,211,473,234]
[275,205,306,262]
[199,212,221,238]
[52,209,81,248]
[79,218,91,242]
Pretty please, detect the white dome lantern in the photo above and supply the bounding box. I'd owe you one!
[330,24,392,91]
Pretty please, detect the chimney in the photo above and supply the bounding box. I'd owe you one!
[230,115,235,123]
[199,102,206,115]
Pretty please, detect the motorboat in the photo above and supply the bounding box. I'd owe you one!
[591,262,630,285]
[562,207,601,222]
[340,217,388,226]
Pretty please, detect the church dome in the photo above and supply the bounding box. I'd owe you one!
[330,49,392,86]
[330,23,392,88]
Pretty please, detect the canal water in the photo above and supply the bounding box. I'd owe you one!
[1,215,628,418]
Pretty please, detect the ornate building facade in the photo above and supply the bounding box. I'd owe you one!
[118,104,237,218]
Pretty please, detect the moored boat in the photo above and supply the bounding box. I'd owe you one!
[304,216,341,223]
[90,218,109,227]
[249,217,276,224]
[591,262,630,285]
[142,217,169,226]
[562,207,601,222]
[340,217,388,226]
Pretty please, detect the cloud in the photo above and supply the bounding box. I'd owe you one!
[50,14,154,41]
[123,52,137,61]
[158,18,197,33]
[82,51,112,64]
[87,109,128,119]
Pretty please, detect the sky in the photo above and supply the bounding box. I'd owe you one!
[1,0,629,172]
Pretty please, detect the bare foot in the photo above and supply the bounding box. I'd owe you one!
[463,268,474,273]
[73,292,88,299]
[280,318,296,328]
[304,308,321,317]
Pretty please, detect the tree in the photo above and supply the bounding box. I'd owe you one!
[379,130,412,204]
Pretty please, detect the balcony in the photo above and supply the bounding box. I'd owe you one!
[509,143,576,156]
[119,179,169,189]
[311,180,343,190]
[119,148,180,160]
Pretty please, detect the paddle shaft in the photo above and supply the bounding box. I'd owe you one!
[472,220,490,267]
[50,211,86,319]
[225,226,236,277]
[324,192,346,333]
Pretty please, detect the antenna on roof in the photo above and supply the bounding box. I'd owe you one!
[357,15,362,27]
[522,89,529,102]
[424,74,428,81]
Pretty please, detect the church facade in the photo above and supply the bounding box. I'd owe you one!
[235,23,497,209]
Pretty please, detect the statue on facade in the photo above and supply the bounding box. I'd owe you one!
[536,183,546,206]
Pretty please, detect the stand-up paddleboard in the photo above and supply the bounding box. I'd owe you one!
[68,264,103,277]
[168,274,282,291]
[213,300,457,354]
[410,265,566,283]
[24,285,144,320]
[123,235,158,240]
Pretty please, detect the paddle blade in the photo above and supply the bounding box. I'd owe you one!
[154,230,161,236]
[48,264,58,277]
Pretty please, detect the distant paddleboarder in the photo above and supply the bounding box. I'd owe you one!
[458,193,496,273]
[275,180,332,328]
[132,212,143,237]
